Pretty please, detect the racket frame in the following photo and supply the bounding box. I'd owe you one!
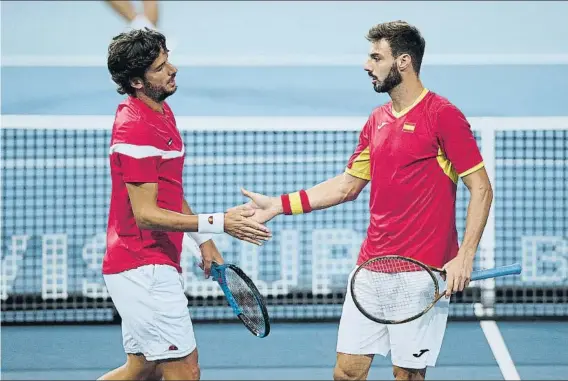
[351,255,522,325]
[210,262,271,338]
[350,255,444,325]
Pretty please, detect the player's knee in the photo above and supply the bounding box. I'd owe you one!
[333,365,350,380]
[134,362,158,380]
[334,353,373,380]
[182,360,200,381]
[173,362,199,380]
[181,350,200,379]
[186,362,200,380]
[123,354,158,380]
[392,365,426,380]
[145,366,163,381]
[157,351,200,380]
[333,363,364,380]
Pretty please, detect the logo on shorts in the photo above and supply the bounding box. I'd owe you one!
[167,138,173,146]
[169,344,178,351]
[412,349,429,358]
[208,216,214,224]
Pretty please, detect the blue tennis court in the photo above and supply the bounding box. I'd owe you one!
[2,322,567,380]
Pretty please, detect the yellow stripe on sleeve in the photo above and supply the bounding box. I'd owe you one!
[459,162,485,177]
[345,147,371,180]
[345,167,371,180]
[289,191,304,215]
[436,147,458,184]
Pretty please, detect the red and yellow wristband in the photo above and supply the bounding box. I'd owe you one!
[281,189,312,215]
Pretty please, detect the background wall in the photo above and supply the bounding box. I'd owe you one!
[2,1,568,59]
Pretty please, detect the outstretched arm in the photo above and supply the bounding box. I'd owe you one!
[125,182,271,245]
[241,115,373,224]
[241,172,369,224]
[298,172,369,210]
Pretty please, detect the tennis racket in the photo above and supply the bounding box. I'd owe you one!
[350,255,522,325]
[184,237,270,338]
[209,261,271,338]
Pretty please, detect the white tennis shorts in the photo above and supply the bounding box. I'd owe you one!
[336,267,450,369]
[103,264,197,361]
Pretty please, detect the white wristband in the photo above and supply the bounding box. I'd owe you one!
[198,213,224,234]
[188,232,213,246]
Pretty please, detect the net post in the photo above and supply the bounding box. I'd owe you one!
[476,123,497,318]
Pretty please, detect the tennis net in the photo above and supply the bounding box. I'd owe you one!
[1,115,567,323]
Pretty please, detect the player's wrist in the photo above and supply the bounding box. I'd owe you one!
[197,213,224,234]
[188,232,213,246]
[457,246,477,259]
[272,197,284,215]
[280,189,312,216]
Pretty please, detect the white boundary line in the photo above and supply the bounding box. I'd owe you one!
[2,115,568,132]
[2,53,568,67]
[480,320,521,381]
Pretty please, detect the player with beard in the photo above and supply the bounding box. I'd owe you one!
[100,28,272,381]
[235,21,493,380]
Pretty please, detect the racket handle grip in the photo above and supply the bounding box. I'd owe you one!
[471,263,522,281]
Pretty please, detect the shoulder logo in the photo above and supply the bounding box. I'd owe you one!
[167,138,173,146]
[377,122,388,130]
[402,123,416,133]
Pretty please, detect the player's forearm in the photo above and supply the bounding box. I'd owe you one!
[305,173,363,211]
[459,184,494,258]
[271,173,364,218]
[137,205,200,232]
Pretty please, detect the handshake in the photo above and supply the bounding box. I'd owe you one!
[189,187,313,277]
[211,188,282,246]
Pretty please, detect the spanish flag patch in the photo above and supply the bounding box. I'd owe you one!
[402,123,416,132]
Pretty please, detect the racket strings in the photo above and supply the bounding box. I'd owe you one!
[353,258,438,322]
[225,268,266,333]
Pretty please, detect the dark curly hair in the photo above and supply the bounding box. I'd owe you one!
[107,28,168,95]
[366,21,426,75]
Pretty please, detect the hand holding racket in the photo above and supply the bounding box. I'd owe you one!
[208,260,271,338]
[441,253,474,298]
[194,239,225,279]
[184,236,271,338]
[350,255,522,325]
